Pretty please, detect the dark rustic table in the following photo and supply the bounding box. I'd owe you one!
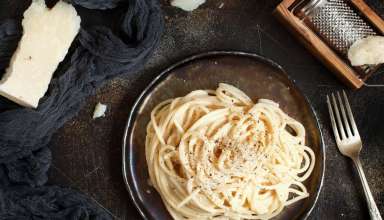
[2,0,383,219]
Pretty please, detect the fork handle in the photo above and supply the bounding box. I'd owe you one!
[353,158,382,220]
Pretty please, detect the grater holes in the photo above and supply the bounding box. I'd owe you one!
[309,0,377,55]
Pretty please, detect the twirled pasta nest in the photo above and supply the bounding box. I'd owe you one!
[146,83,315,220]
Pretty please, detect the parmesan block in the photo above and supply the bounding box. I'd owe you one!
[171,0,206,11]
[348,36,384,66]
[0,0,81,108]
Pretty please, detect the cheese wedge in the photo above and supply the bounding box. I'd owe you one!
[0,0,81,108]
[171,0,206,11]
[348,36,384,66]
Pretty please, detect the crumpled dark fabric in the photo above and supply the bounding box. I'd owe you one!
[0,185,111,219]
[0,0,163,218]
[67,0,122,9]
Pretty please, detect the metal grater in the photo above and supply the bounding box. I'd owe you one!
[293,0,379,75]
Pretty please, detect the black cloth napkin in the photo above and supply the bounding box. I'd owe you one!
[0,0,163,219]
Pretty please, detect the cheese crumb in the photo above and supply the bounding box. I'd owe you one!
[93,103,107,119]
[348,36,384,66]
[171,0,206,11]
[0,0,81,108]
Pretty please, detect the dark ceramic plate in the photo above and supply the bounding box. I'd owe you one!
[122,51,325,220]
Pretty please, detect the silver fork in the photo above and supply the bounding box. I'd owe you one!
[327,91,382,220]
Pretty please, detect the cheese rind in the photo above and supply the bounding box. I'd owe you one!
[0,0,81,108]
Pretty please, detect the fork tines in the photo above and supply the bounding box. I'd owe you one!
[326,91,359,141]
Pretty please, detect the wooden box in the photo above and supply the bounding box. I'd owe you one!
[274,0,384,89]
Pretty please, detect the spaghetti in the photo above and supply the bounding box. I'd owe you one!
[145,83,315,219]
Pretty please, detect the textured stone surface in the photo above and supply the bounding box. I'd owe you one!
[1,0,383,219]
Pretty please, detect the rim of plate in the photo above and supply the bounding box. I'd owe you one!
[122,51,326,220]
